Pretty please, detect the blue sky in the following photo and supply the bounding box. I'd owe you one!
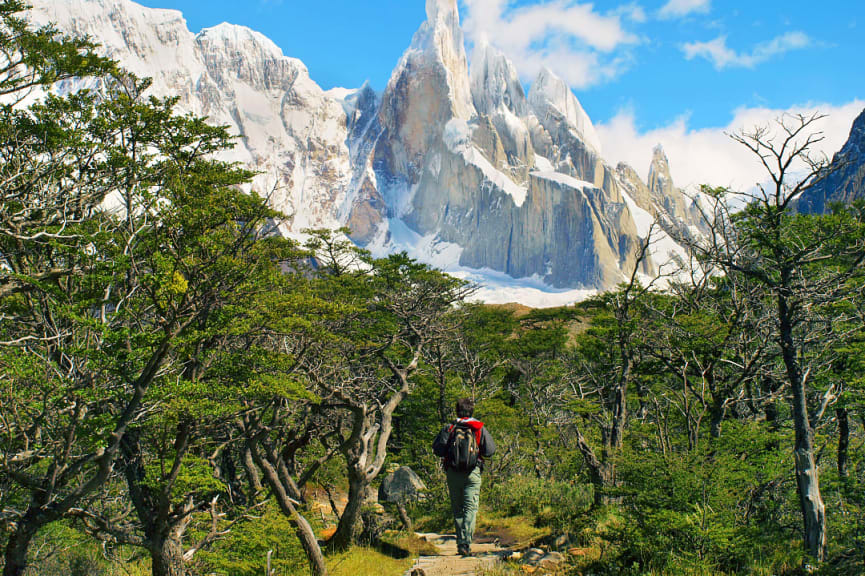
[135,0,865,187]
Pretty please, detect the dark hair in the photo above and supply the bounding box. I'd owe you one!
[455,398,474,419]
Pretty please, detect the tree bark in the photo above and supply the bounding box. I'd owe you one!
[396,502,413,534]
[330,366,411,551]
[779,295,826,563]
[330,468,365,551]
[2,520,37,576]
[243,445,264,494]
[837,407,849,480]
[436,347,449,425]
[609,353,630,450]
[245,437,327,576]
[150,534,186,576]
[764,378,782,452]
[574,426,610,507]
[709,397,725,439]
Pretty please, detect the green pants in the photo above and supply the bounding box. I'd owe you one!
[446,466,482,549]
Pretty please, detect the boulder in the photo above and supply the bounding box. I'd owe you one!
[522,548,566,571]
[378,466,427,503]
[538,551,565,570]
[522,548,546,565]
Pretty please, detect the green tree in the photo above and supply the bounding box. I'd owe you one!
[0,8,283,570]
[296,233,471,551]
[58,80,293,576]
[691,114,865,562]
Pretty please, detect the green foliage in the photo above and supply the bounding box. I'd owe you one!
[2,4,865,576]
[484,476,593,535]
[612,420,801,574]
[193,502,309,576]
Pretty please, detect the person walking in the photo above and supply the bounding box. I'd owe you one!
[432,398,496,557]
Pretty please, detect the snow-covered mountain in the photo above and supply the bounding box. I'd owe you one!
[29,0,704,304]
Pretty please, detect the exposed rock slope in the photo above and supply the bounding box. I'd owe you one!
[29,0,701,293]
[798,107,865,213]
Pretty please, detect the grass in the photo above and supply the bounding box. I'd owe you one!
[477,511,551,549]
[324,546,415,576]
[378,531,440,556]
[320,531,438,576]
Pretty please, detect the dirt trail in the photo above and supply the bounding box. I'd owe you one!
[404,533,509,576]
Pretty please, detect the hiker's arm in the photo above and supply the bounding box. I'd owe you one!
[432,426,450,457]
[481,427,496,458]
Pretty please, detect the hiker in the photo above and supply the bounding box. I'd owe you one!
[432,398,496,557]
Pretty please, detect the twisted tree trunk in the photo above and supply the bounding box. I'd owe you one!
[779,295,826,562]
[150,533,186,576]
[2,518,38,576]
[245,436,327,576]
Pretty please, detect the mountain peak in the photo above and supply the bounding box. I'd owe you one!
[528,67,602,154]
[651,144,670,168]
[393,0,474,121]
[838,107,865,159]
[470,40,528,118]
[798,107,865,213]
[648,143,677,205]
[197,22,284,58]
[34,0,702,299]
[426,0,459,24]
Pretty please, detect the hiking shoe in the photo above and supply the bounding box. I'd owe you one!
[458,546,472,557]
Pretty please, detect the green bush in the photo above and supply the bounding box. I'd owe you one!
[609,421,803,575]
[484,475,593,533]
[192,501,309,576]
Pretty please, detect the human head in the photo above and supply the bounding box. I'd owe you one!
[455,398,474,419]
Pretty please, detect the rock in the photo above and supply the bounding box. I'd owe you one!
[378,466,427,503]
[359,506,395,545]
[522,548,546,565]
[538,551,565,570]
[528,67,602,155]
[798,107,865,213]
[553,534,570,550]
[28,0,368,237]
[522,549,566,571]
[363,484,378,505]
[409,569,427,576]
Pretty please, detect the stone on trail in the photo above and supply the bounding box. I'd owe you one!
[521,548,566,571]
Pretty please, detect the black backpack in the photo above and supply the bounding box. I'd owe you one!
[447,422,480,472]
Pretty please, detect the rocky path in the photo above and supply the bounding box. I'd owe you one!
[404,533,509,576]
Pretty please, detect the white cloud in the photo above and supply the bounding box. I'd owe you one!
[614,2,648,23]
[597,101,865,191]
[659,0,711,19]
[461,0,639,89]
[682,32,812,69]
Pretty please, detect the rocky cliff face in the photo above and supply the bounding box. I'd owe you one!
[29,0,696,294]
[619,146,705,231]
[798,107,865,214]
[372,2,645,288]
[614,145,708,273]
